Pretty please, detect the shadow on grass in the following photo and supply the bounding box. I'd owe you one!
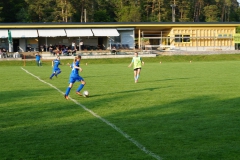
[1,86,240,160]
[0,88,55,105]
[141,77,191,83]
[97,95,240,160]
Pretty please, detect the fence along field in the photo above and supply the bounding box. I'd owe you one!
[0,57,240,159]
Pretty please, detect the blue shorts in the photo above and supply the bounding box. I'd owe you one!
[53,68,60,73]
[69,75,84,83]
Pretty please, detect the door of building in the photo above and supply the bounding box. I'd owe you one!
[13,39,19,52]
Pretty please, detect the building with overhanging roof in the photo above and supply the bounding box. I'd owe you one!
[0,22,240,53]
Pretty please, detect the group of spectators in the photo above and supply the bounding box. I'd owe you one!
[26,43,77,56]
[27,41,109,56]
[49,43,77,56]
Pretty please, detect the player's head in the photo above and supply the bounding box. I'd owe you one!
[74,55,81,62]
[134,52,138,57]
[56,56,60,60]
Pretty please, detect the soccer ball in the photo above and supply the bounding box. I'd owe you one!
[83,91,89,97]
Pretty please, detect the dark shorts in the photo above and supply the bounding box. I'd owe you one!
[134,68,141,71]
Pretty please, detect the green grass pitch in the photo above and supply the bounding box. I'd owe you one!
[0,56,240,160]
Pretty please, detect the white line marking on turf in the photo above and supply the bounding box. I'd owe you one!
[21,67,161,160]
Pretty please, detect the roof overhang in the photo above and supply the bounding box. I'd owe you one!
[0,29,8,38]
[65,29,93,37]
[10,29,38,38]
[38,29,66,37]
[91,28,119,36]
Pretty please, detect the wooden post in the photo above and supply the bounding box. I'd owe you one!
[24,55,26,66]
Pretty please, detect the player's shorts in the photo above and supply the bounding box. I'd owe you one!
[69,75,84,83]
[133,67,141,71]
[53,68,60,73]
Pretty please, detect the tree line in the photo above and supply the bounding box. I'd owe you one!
[0,0,240,23]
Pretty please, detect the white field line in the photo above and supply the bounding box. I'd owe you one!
[21,67,162,160]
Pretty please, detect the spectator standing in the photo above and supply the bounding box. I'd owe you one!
[71,41,76,50]
[2,48,7,58]
[0,48,2,58]
[49,45,53,55]
[27,44,32,52]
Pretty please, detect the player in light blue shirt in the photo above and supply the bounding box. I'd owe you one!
[35,53,41,66]
[64,55,86,100]
[50,56,61,79]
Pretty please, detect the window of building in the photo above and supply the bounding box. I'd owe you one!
[175,34,182,42]
[183,35,190,42]
[113,36,121,43]
[175,34,190,43]
[223,34,228,37]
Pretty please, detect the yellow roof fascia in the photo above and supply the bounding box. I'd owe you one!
[0,23,240,29]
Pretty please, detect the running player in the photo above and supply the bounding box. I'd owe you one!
[128,52,144,83]
[64,55,86,100]
[35,52,42,66]
[50,56,61,79]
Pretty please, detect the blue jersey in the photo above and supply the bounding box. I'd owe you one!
[53,59,60,70]
[69,61,83,83]
[36,55,41,61]
[70,61,80,77]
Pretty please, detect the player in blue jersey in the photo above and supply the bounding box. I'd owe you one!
[50,56,61,79]
[64,55,86,100]
[35,52,42,66]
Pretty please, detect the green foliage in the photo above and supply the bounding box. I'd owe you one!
[0,0,240,22]
[204,5,220,22]
[16,8,30,22]
[114,1,141,22]
[93,10,111,22]
[236,26,240,33]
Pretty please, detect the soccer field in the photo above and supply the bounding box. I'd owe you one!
[0,60,240,160]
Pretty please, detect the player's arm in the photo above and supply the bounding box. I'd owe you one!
[52,61,53,67]
[128,58,134,67]
[74,65,83,72]
[141,59,144,65]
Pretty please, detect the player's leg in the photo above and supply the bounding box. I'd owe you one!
[76,76,86,96]
[55,68,61,77]
[136,68,141,81]
[134,69,137,83]
[50,69,56,79]
[65,77,75,100]
[64,83,73,100]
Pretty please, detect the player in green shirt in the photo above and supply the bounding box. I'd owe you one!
[128,52,144,83]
